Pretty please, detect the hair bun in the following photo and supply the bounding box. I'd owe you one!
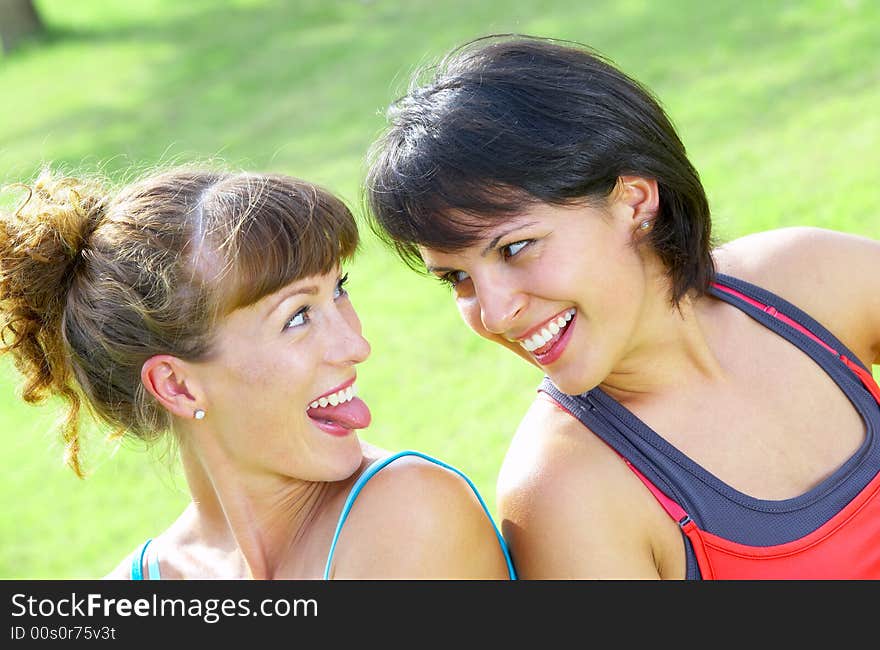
[20,170,106,262]
[2,170,107,304]
[0,170,110,477]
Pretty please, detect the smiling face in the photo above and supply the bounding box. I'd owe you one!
[420,196,663,395]
[192,267,372,482]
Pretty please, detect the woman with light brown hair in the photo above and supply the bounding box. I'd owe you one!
[0,166,515,580]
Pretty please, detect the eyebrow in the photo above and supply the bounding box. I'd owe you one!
[424,222,537,274]
[267,284,319,315]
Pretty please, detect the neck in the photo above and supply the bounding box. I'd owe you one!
[599,283,728,405]
[176,433,341,580]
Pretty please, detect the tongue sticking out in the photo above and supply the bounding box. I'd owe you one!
[307,397,372,430]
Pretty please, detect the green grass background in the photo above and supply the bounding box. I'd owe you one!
[1,0,878,579]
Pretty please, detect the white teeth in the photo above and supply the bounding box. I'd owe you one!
[308,383,357,411]
[519,309,576,354]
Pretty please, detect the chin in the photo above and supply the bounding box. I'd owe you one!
[324,434,365,481]
[547,368,600,397]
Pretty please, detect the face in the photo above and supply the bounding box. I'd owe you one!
[193,267,372,482]
[420,198,660,395]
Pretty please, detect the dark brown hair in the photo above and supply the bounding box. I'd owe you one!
[0,166,359,477]
[366,34,715,303]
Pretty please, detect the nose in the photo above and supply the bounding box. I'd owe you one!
[326,305,371,366]
[476,278,527,335]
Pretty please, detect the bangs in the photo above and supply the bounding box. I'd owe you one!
[366,132,538,272]
[197,174,359,314]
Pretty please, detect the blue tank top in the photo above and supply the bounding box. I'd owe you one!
[130,450,517,580]
[539,274,880,579]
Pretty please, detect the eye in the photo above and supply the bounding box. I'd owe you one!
[334,272,350,299]
[438,270,470,288]
[501,240,531,259]
[284,305,311,331]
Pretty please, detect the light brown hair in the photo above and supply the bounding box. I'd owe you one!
[0,166,359,477]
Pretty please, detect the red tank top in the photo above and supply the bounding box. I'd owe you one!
[632,282,880,579]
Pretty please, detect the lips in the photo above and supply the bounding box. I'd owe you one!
[306,379,372,436]
[519,308,577,366]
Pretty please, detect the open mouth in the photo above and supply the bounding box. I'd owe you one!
[519,308,576,354]
[515,308,577,366]
[306,380,371,436]
[309,384,356,409]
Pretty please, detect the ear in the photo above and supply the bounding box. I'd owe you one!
[616,175,660,221]
[141,355,204,420]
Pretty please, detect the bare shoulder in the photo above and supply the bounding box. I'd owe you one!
[713,226,878,285]
[329,452,511,579]
[714,226,880,365]
[497,393,681,579]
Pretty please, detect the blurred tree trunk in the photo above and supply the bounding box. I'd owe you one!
[0,0,44,54]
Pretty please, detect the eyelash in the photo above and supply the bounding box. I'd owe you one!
[335,272,350,298]
[283,273,350,331]
[437,271,467,289]
[436,240,532,288]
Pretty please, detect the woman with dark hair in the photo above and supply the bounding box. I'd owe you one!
[0,167,515,580]
[365,35,880,579]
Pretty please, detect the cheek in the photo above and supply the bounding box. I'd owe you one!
[457,296,485,336]
[221,345,309,399]
[457,295,536,364]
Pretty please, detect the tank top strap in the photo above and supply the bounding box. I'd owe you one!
[536,378,704,579]
[537,377,691,507]
[711,273,880,402]
[129,538,161,580]
[322,450,517,579]
[711,273,872,372]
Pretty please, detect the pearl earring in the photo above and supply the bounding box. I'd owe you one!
[193,409,206,420]
[639,220,651,230]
